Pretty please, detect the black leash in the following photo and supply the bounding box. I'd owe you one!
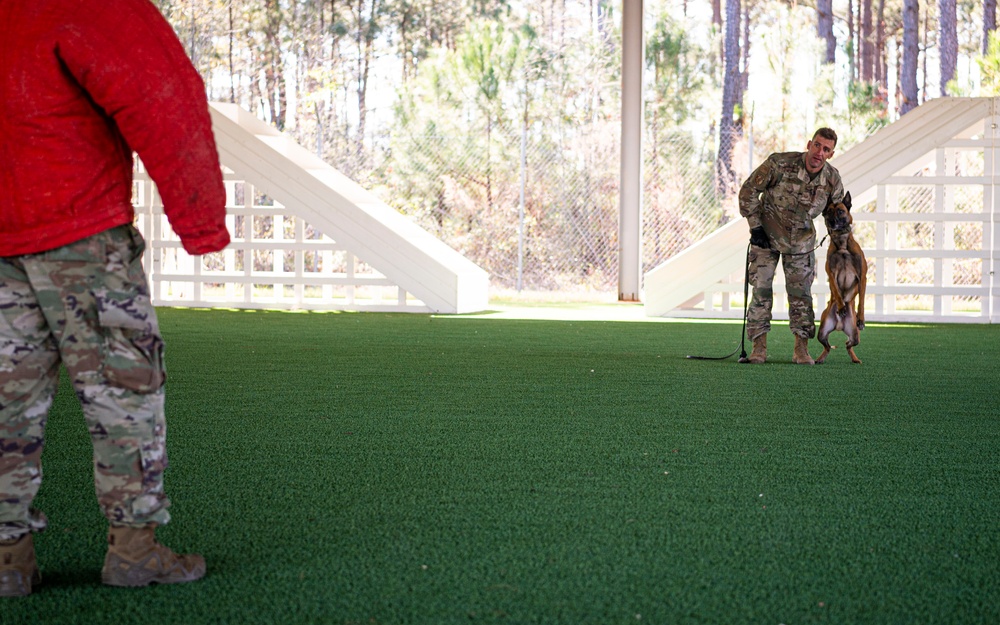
[784,234,828,257]
[685,234,828,362]
[686,242,752,361]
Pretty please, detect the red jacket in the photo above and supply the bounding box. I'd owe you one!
[0,0,229,256]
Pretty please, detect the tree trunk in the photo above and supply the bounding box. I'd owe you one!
[985,0,998,54]
[847,0,856,80]
[188,2,197,69]
[739,0,750,119]
[861,0,874,82]
[399,3,410,82]
[921,9,930,102]
[717,0,741,201]
[355,0,379,164]
[817,0,836,64]
[939,0,957,96]
[900,0,919,115]
[228,2,236,103]
[260,0,285,130]
[875,0,887,88]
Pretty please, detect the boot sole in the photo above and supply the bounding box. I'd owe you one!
[102,568,205,587]
[102,553,206,587]
[0,568,40,597]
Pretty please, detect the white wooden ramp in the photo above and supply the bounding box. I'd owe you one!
[645,97,1000,320]
[207,102,489,314]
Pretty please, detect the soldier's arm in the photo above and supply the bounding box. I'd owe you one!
[56,0,229,256]
[739,159,776,229]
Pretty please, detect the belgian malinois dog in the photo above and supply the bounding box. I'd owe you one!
[817,192,867,364]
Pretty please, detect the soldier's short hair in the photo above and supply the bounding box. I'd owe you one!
[813,127,838,147]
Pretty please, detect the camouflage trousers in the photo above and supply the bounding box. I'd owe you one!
[746,245,817,340]
[0,225,171,542]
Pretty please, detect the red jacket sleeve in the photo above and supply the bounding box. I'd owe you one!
[56,0,229,255]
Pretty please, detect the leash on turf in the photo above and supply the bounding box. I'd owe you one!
[686,243,751,361]
[685,234,827,362]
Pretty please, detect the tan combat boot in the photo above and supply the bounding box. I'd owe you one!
[0,534,40,597]
[747,334,767,364]
[792,335,815,365]
[102,524,205,587]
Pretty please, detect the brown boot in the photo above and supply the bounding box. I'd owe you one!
[0,534,40,597]
[747,334,767,364]
[102,525,205,587]
[793,335,815,365]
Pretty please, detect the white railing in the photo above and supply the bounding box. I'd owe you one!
[134,167,419,311]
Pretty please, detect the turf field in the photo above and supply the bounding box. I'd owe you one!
[8,308,999,624]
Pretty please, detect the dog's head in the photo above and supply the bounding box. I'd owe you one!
[823,191,853,233]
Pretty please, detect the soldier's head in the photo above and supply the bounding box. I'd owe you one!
[805,128,837,174]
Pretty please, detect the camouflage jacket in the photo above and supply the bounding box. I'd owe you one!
[739,151,844,254]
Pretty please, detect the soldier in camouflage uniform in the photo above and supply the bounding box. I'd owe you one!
[738,128,845,364]
[1,0,229,596]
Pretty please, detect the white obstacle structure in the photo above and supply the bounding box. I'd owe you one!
[134,102,489,314]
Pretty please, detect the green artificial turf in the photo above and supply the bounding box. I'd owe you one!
[7,309,999,624]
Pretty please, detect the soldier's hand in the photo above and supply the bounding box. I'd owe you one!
[749,226,770,249]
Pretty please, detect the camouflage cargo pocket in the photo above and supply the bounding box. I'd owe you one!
[95,288,166,394]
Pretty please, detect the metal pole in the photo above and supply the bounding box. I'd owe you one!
[991,100,1000,321]
[518,116,527,291]
[618,0,644,302]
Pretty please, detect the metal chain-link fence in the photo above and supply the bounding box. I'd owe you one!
[361,122,747,296]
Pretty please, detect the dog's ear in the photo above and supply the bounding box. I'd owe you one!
[844,191,852,211]
[822,197,836,217]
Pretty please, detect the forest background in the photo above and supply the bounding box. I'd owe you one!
[155,0,1000,297]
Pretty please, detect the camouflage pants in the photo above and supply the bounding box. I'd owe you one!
[0,225,171,542]
[746,245,817,340]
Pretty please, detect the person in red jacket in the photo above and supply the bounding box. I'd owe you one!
[0,0,230,596]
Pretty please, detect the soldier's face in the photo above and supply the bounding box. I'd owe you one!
[805,136,836,173]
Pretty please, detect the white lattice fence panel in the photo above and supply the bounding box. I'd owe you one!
[133,166,428,311]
